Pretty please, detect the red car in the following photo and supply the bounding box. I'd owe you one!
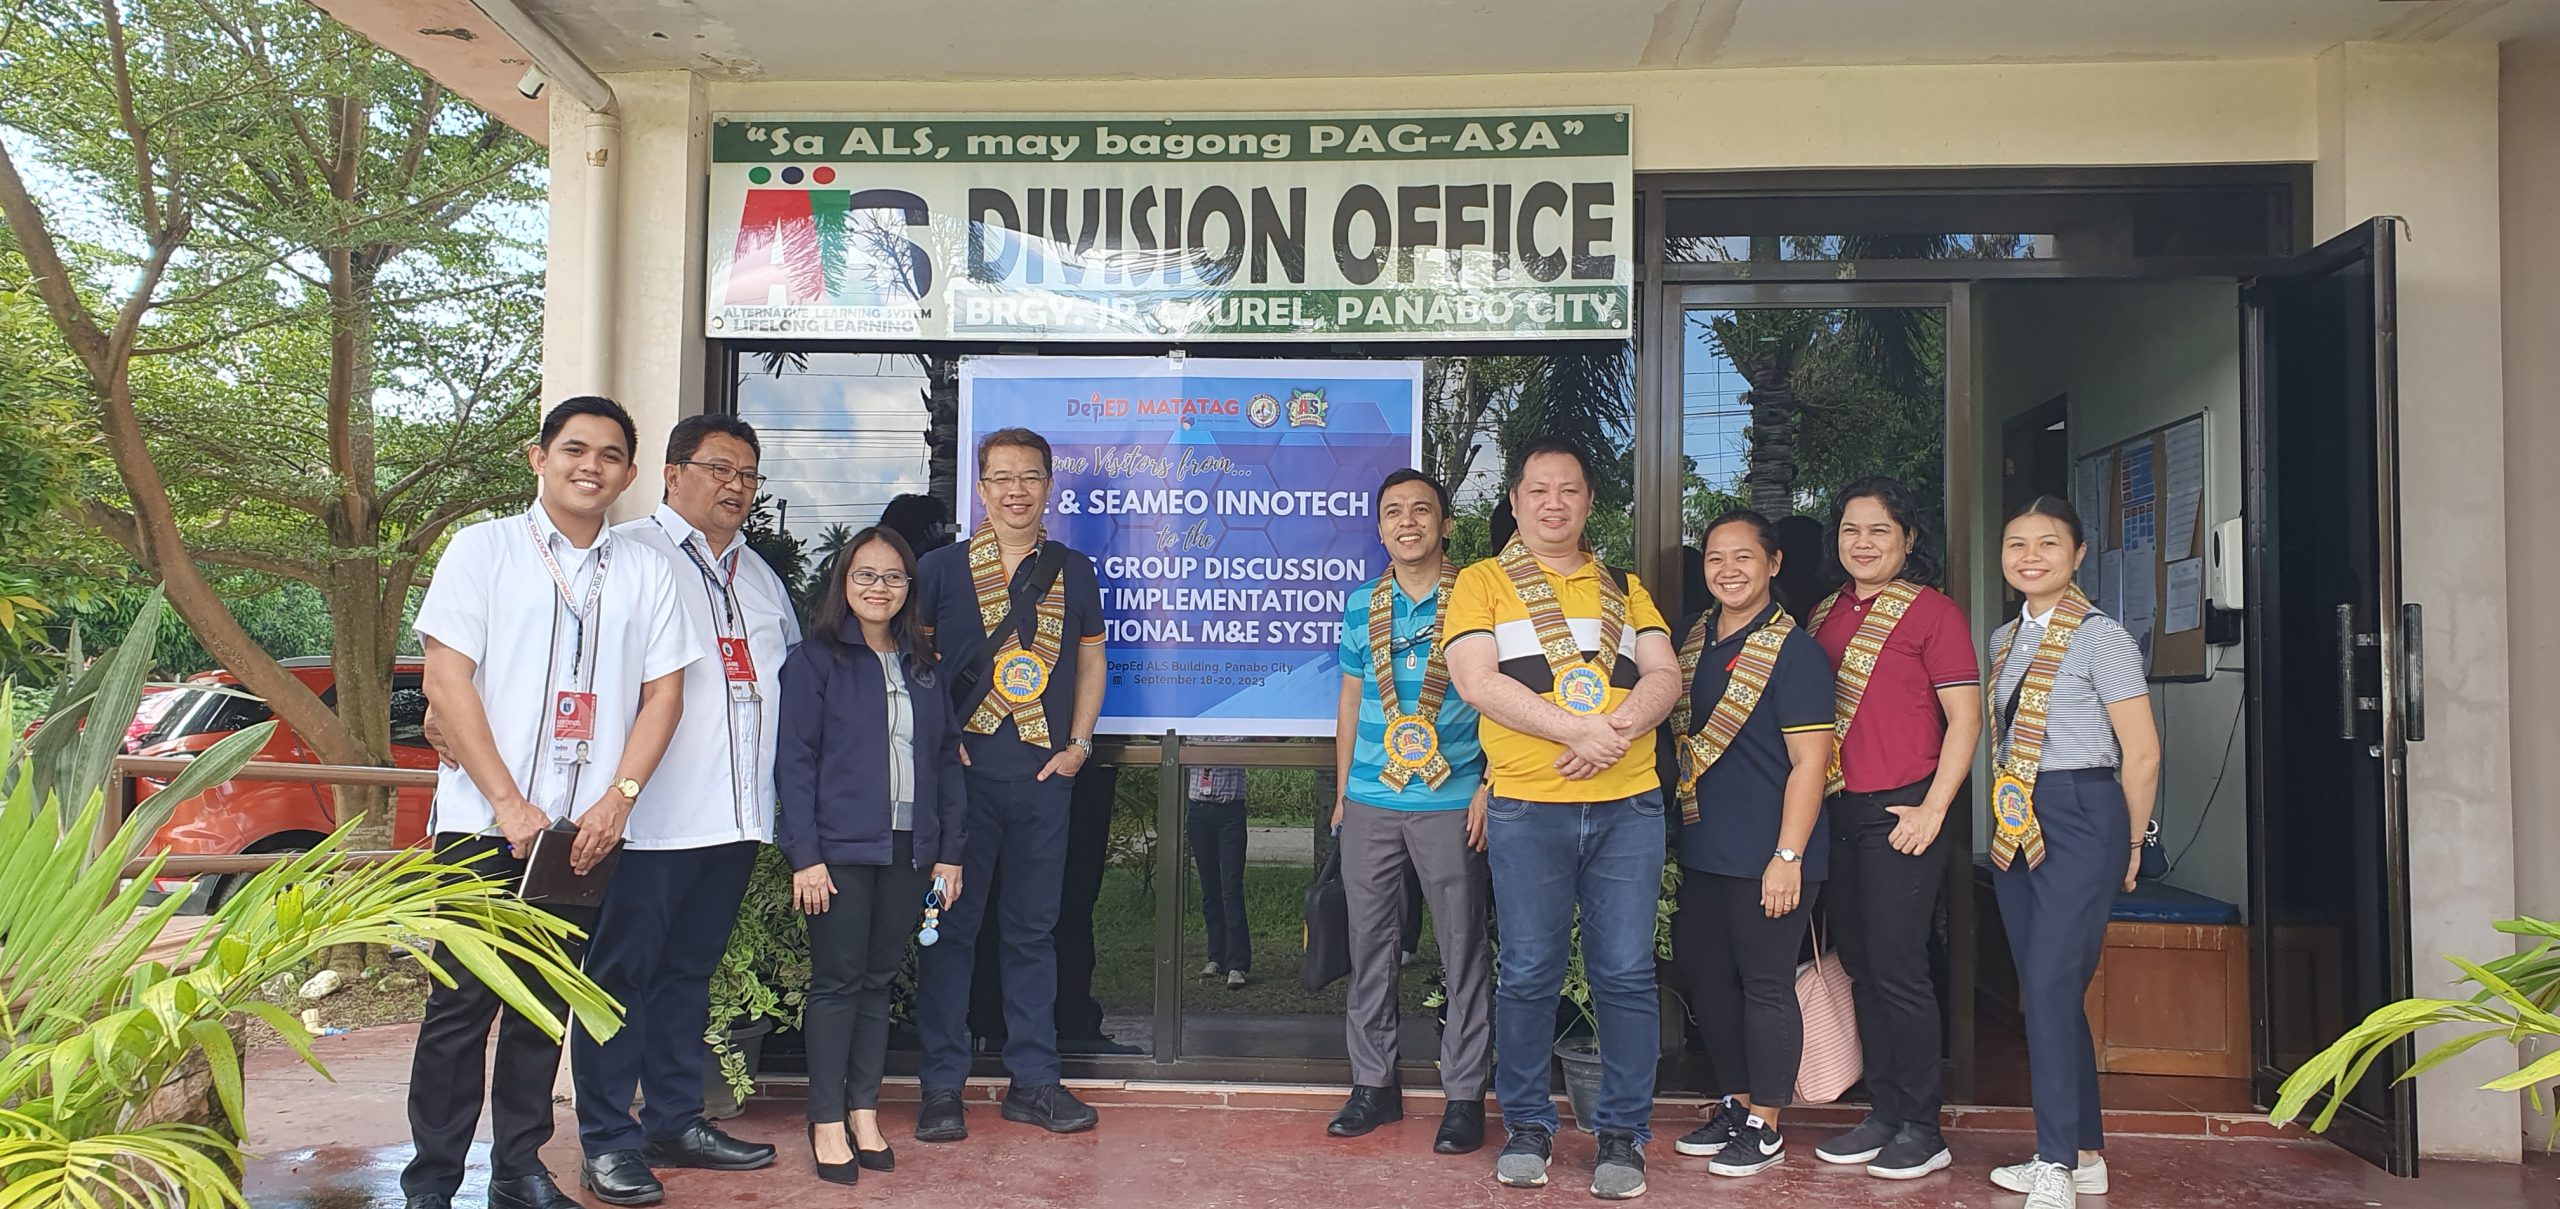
[134,656,435,908]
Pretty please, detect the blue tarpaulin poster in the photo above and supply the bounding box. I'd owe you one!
[960,357,1423,736]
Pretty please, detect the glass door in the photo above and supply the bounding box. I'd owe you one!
[1650,284,1969,1100]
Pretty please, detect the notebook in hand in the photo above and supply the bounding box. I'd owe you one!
[517,820,623,907]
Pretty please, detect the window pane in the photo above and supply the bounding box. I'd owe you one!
[1679,306,1947,617]
[1662,184,2290,265]
[733,352,950,560]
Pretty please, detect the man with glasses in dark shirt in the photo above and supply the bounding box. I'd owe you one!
[909,427,1108,1142]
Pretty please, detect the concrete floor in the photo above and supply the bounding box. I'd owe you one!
[242,1025,2560,1208]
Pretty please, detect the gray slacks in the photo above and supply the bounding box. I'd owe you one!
[1340,799,1493,1099]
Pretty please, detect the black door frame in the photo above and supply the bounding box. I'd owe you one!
[2239,217,2417,1175]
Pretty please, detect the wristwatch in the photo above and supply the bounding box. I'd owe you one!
[1071,737,1095,756]
[612,776,643,801]
[1774,847,1802,864]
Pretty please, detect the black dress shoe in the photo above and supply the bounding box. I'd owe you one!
[644,1121,777,1171]
[915,1087,969,1142]
[1000,1082,1099,1133]
[1327,1084,1405,1137]
[857,1144,896,1171]
[401,1197,452,1209]
[809,1122,860,1187]
[1434,1100,1487,1154]
[488,1170,584,1209]
[576,1151,664,1206]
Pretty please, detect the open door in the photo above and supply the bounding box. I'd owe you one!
[2242,217,2420,1175]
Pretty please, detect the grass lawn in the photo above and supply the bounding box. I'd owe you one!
[1087,862,1447,1018]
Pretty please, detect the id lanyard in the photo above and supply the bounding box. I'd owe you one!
[529,512,610,817]
[667,521,764,827]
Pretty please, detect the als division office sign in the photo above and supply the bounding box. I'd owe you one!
[705,111,1632,342]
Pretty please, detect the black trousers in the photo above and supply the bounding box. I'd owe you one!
[1673,868,1819,1108]
[402,833,592,1199]
[1994,769,2129,1165]
[1827,780,1950,1130]
[571,840,759,1157]
[805,833,931,1121]
[1187,798,1251,972]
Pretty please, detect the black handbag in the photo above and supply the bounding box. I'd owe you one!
[1298,844,1352,991]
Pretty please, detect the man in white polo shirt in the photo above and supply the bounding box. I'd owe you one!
[570,414,800,1203]
[402,397,698,1209]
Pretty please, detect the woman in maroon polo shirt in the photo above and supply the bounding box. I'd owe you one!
[1804,477,1982,1182]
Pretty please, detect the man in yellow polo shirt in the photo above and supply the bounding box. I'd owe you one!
[1447,438,1680,1202]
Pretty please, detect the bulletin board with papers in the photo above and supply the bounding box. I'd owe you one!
[2071,414,2211,681]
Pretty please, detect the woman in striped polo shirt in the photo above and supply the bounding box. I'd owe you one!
[1982,496,2160,1209]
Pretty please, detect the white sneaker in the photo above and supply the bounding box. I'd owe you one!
[1991,1155,2108,1195]
[1199,961,1222,977]
[2020,1160,2078,1209]
[1226,969,1248,989]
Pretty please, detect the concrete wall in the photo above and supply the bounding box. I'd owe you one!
[1972,281,2249,913]
[2501,35,2560,1150]
[2313,41,2518,1162]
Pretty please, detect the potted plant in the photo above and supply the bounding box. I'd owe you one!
[2273,916,2560,1133]
[704,846,810,1117]
[1552,858,1684,1131]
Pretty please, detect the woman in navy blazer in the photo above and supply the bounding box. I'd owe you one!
[777,527,967,1184]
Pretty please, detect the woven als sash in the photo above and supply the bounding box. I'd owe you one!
[1668,605,1796,824]
[1986,587,2094,870]
[1496,538,1625,716]
[963,523,1069,745]
[1370,564,1460,790]
[1804,580,1925,796]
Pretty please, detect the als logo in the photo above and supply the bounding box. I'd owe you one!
[1286,388,1330,428]
[1247,393,1281,428]
[720,185,934,310]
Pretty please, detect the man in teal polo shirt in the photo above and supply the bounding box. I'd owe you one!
[1326,468,1493,1155]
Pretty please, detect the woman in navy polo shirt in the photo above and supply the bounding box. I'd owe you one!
[776,530,969,1186]
[1982,496,2158,1209]
[1665,510,1836,1178]
[1806,477,1981,1181]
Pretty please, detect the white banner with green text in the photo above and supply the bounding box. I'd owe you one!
[705,110,1633,342]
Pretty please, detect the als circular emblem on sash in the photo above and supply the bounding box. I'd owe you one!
[1994,772,2033,830]
[1553,662,1609,715]
[1385,715,1440,771]
[995,651,1051,703]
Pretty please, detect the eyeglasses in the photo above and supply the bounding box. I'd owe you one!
[848,569,911,588]
[979,472,1050,490]
[675,460,770,488]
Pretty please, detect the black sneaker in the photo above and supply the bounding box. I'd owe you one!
[1814,1115,1896,1166]
[1000,1083,1099,1133]
[1495,1125,1555,1188]
[1866,1123,1952,1180]
[1705,1115,1785,1177]
[914,1088,968,1143]
[1590,1129,1648,1200]
[1672,1098,1750,1157]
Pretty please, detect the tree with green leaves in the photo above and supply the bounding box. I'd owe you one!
[0,0,545,846]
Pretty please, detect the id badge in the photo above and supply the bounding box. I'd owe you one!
[550,691,596,766]
[718,636,757,682]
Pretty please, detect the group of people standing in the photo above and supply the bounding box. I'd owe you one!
[396,396,2157,1209]
[1323,441,2158,1209]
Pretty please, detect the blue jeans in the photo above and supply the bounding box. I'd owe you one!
[916,769,1071,1090]
[1486,789,1666,1141]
